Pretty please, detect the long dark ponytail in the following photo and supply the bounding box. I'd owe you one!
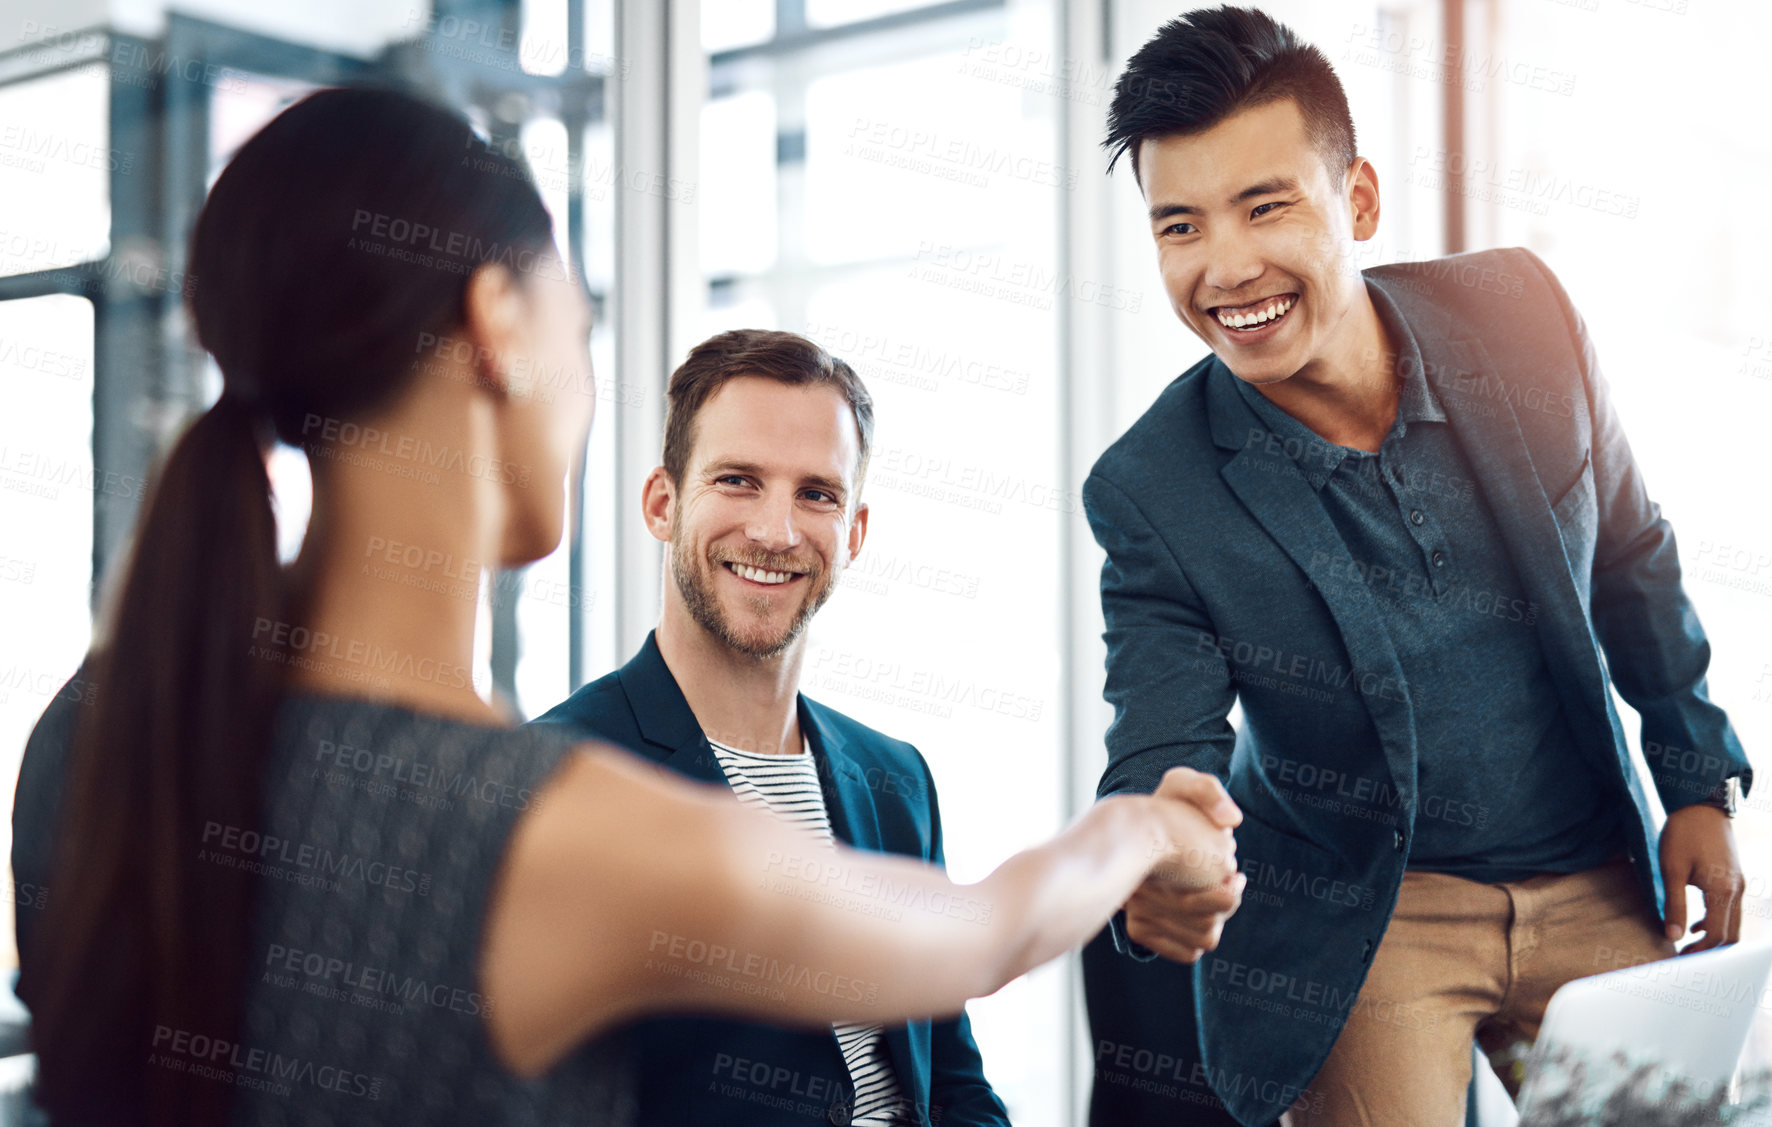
[26,87,555,1125]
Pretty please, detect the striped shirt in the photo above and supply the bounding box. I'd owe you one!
[708,736,910,1126]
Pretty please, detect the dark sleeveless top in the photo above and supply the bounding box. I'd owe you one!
[228,691,634,1125]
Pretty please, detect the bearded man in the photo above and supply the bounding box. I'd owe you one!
[534,329,1018,1127]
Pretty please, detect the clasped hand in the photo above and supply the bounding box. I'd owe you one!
[1127,767,1246,964]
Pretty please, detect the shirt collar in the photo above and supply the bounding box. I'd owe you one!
[1376,280,1444,431]
[1234,374,1347,490]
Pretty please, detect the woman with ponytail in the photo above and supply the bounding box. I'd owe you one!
[17,87,1240,1126]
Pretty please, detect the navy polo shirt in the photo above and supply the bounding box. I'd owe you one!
[1233,298,1623,881]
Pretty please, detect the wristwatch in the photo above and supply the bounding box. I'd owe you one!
[1698,778,1740,817]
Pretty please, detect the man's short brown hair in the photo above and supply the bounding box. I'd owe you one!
[662,329,874,496]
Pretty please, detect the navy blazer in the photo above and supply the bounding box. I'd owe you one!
[531,632,1011,1127]
[1084,248,1750,1125]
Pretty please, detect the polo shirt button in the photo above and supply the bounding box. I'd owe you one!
[828,1098,852,1126]
[1431,551,1446,567]
[1410,509,1425,526]
[1393,829,1405,852]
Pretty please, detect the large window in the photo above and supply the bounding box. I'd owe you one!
[0,47,110,971]
[0,0,622,973]
[699,2,1074,1120]
[0,294,96,966]
[0,65,110,272]
[198,2,622,718]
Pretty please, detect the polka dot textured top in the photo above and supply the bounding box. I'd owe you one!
[228,692,634,1126]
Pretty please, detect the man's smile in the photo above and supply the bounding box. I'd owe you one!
[1210,293,1298,335]
[721,559,807,588]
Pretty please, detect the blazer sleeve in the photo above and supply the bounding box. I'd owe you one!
[919,759,1012,1127]
[1525,248,1751,810]
[1084,470,1238,959]
[1086,470,1238,796]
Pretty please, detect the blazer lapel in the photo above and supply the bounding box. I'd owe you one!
[621,639,930,1113]
[617,632,727,783]
[796,703,918,1112]
[878,1025,927,1122]
[1426,337,1617,760]
[799,698,882,850]
[798,699,929,1117]
[1208,365,1421,803]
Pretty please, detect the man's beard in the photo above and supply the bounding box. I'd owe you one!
[670,518,837,660]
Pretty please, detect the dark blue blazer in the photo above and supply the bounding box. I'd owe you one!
[531,632,1011,1127]
[1084,248,1750,1126]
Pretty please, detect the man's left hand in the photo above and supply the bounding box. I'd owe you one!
[1658,803,1744,953]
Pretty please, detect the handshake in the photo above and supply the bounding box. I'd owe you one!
[1114,767,1247,965]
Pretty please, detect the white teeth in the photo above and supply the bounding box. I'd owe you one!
[730,562,792,585]
[1216,296,1293,330]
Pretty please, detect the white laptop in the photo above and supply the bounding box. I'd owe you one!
[1512,940,1772,1120]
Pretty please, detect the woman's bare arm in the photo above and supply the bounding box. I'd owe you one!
[482,744,1236,1077]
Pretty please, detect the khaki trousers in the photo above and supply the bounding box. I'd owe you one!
[1281,858,1674,1127]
